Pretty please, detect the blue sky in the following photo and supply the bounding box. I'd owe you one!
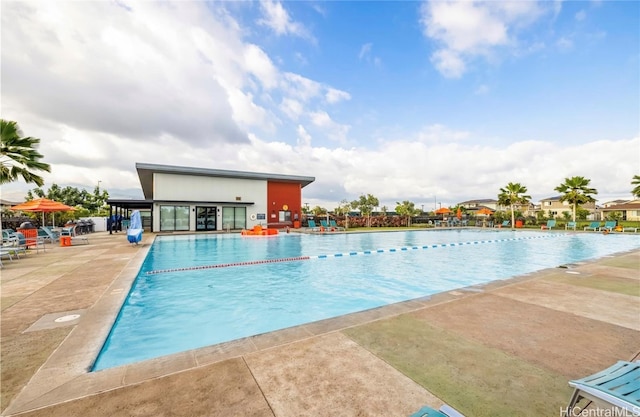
[1,0,638,210]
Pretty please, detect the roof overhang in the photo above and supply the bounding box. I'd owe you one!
[106,199,154,210]
[136,163,315,200]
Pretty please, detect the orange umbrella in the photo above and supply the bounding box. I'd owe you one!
[434,207,451,215]
[10,198,75,225]
[456,207,462,220]
[477,207,494,216]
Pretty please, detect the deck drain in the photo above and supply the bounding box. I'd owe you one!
[54,314,81,323]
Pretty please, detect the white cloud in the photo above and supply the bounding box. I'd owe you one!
[325,88,351,104]
[282,72,323,102]
[257,0,313,41]
[359,43,373,60]
[308,111,351,143]
[420,0,548,78]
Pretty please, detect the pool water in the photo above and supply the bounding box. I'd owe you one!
[92,229,639,371]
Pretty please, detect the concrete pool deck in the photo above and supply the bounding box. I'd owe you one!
[1,230,638,416]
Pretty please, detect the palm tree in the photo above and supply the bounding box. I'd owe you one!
[632,175,640,198]
[554,176,597,222]
[497,182,531,229]
[1,120,51,186]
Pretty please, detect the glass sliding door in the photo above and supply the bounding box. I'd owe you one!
[234,207,246,229]
[160,205,190,231]
[160,206,174,231]
[175,206,190,231]
[221,207,247,230]
[221,207,234,231]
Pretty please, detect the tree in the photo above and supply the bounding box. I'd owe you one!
[0,119,51,186]
[632,175,640,198]
[351,193,379,227]
[554,176,597,222]
[27,183,110,215]
[497,182,531,229]
[333,199,351,217]
[395,200,420,227]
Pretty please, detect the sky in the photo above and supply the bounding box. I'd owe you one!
[1,0,639,211]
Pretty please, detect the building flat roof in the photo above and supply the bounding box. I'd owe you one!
[136,163,315,199]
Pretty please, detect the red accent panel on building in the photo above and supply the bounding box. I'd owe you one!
[267,182,302,228]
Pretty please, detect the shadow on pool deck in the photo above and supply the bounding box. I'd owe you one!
[1,231,638,417]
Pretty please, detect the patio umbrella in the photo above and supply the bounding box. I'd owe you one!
[434,207,451,215]
[10,198,75,226]
[456,207,462,220]
[477,207,494,216]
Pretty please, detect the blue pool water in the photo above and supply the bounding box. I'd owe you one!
[92,229,639,371]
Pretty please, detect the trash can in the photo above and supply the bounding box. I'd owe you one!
[60,236,71,247]
[17,223,38,247]
[293,221,300,229]
[515,220,523,228]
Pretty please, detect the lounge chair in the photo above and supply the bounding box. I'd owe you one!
[0,247,15,264]
[320,220,330,229]
[40,226,60,243]
[600,221,617,232]
[566,221,577,231]
[3,233,28,258]
[542,220,556,230]
[329,220,345,231]
[622,227,638,233]
[564,360,640,417]
[494,221,510,228]
[307,220,320,231]
[410,404,465,417]
[584,222,600,231]
[15,231,46,253]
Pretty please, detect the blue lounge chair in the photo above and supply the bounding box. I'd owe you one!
[584,222,600,231]
[542,220,556,230]
[40,226,60,243]
[566,221,577,231]
[494,220,510,228]
[565,360,640,416]
[410,404,465,417]
[307,220,320,231]
[329,220,345,231]
[600,221,617,232]
[127,210,143,245]
[320,220,330,229]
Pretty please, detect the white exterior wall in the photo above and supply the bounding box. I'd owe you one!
[152,173,268,231]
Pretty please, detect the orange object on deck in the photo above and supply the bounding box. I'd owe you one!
[241,225,279,236]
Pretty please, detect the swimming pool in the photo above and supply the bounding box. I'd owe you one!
[92,229,640,371]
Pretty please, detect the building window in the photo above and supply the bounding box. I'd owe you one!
[160,205,190,231]
[279,210,291,222]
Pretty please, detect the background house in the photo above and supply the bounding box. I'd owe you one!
[538,196,597,219]
[599,199,640,221]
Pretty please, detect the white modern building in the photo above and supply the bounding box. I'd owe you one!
[108,163,315,233]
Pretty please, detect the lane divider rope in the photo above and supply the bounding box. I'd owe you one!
[147,233,568,275]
